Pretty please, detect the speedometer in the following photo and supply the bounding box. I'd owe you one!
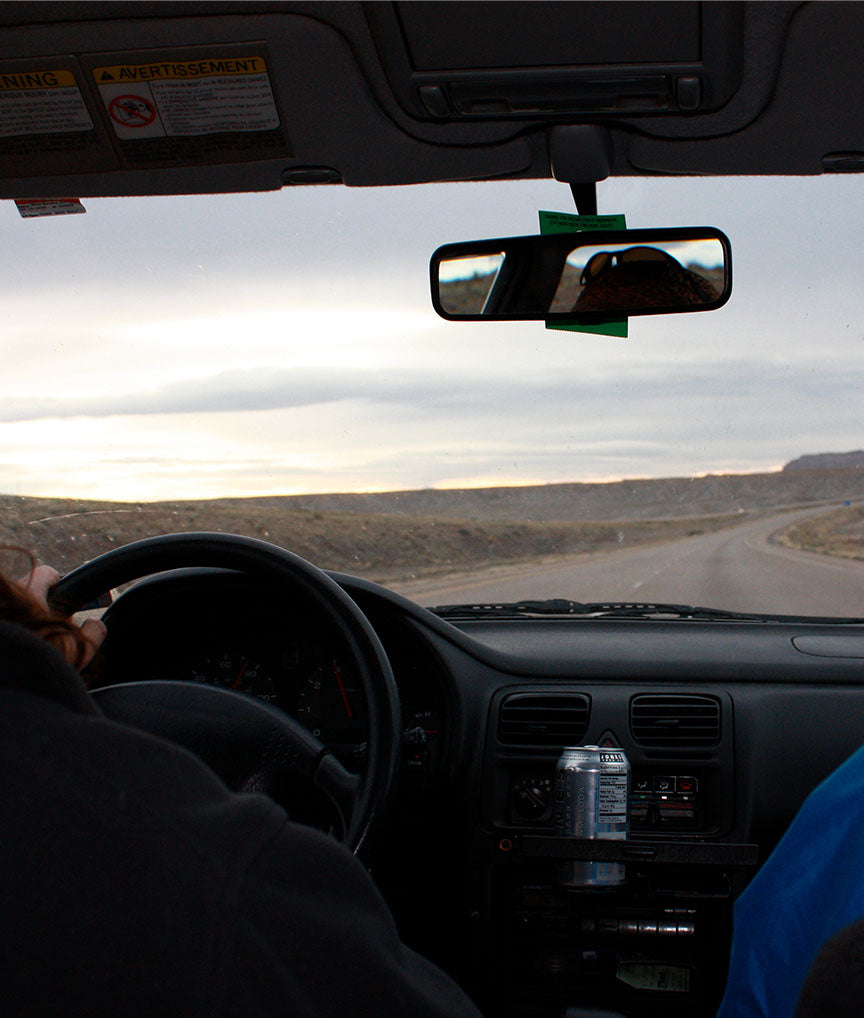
[188,652,279,703]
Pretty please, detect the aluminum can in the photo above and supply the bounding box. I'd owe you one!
[554,745,630,888]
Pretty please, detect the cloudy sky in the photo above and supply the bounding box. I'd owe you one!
[0,174,861,501]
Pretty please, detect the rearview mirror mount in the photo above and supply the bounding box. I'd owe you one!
[430,227,731,322]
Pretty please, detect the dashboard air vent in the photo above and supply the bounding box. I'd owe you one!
[498,693,590,747]
[630,694,721,748]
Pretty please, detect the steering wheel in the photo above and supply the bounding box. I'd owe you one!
[50,532,401,854]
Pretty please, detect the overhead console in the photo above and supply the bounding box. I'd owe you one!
[365,2,745,120]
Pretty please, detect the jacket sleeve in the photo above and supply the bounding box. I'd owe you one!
[717,743,864,1018]
[218,818,484,1018]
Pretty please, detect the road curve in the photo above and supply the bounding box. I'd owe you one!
[392,508,864,616]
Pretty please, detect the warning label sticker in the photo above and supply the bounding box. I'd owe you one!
[0,69,94,137]
[95,57,268,84]
[93,57,279,139]
[15,198,86,218]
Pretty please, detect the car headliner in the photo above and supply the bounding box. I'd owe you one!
[0,2,858,198]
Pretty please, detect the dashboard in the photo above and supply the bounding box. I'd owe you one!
[95,568,449,783]
[89,566,864,1018]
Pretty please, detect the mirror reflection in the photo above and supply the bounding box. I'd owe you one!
[551,240,725,313]
[432,230,730,320]
[438,252,505,315]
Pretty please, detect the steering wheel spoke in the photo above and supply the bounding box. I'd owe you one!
[314,752,362,828]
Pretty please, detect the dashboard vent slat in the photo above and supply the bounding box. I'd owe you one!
[499,693,590,746]
[630,694,721,748]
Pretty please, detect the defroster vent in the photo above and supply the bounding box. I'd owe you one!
[498,693,590,747]
[630,694,721,748]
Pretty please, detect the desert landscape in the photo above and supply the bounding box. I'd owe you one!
[3,452,864,582]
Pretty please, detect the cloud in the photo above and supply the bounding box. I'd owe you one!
[0,366,399,422]
[0,356,858,427]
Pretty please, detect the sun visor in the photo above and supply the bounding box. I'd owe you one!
[628,2,864,175]
[0,9,534,198]
[365,1,745,120]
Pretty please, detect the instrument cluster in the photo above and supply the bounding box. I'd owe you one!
[93,571,448,777]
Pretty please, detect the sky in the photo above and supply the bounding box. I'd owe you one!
[0,174,862,502]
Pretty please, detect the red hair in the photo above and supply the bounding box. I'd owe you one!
[0,547,94,671]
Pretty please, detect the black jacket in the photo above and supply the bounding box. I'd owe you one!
[0,620,483,1017]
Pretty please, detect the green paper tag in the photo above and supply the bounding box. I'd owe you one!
[539,210,628,337]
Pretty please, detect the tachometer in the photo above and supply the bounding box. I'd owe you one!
[296,658,368,744]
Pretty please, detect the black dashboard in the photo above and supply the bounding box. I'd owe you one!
[90,566,864,1017]
[95,568,449,783]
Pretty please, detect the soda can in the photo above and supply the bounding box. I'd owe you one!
[554,745,630,887]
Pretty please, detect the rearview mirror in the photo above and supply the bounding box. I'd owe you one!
[430,227,731,321]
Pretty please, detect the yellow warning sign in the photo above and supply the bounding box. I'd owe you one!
[94,57,267,84]
[0,66,93,137]
[0,69,77,91]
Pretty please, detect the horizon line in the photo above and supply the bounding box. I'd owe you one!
[1,463,810,506]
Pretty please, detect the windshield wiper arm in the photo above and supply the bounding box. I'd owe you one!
[579,602,769,621]
[430,599,770,621]
[431,599,589,619]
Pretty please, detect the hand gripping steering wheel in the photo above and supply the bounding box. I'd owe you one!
[50,532,401,853]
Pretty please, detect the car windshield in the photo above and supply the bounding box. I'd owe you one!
[2,174,862,617]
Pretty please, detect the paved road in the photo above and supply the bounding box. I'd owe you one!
[392,508,864,616]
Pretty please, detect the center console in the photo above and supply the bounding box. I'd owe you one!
[473,685,754,1017]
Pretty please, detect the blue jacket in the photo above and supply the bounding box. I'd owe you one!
[718,741,864,1017]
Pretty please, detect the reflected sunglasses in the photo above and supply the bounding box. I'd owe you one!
[580,246,672,286]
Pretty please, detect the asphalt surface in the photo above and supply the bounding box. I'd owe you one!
[392,508,864,616]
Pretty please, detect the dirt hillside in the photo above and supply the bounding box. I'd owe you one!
[777,503,864,561]
[3,465,863,582]
[0,494,756,584]
[268,468,864,522]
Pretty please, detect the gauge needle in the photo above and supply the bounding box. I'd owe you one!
[331,661,353,719]
[232,660,249,689]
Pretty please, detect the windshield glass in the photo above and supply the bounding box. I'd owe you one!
[2,176,862,616]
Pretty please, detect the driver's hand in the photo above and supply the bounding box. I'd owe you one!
[17,565,106,670]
